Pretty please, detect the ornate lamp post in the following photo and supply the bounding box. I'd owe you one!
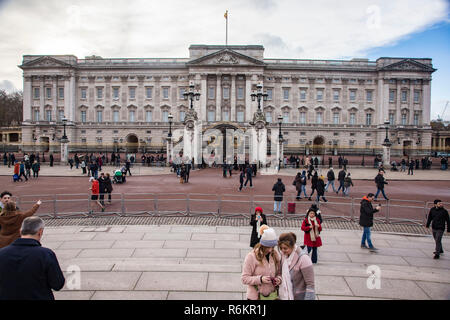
[166,113,173,165]
[184,83,200,110]
[381,120,392,166]
[182,83,201,164]
[277,114,283,171]
[249,83,269,168]
[251,83,268,112]
[60,116,69,164]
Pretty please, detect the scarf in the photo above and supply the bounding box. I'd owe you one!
[308,217,320,242]
[279,245,297,300]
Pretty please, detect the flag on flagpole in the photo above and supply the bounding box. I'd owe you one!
[224,10,228,46]
[224,10,228,19]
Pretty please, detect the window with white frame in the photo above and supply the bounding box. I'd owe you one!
[316,89,323,101]
[162,87,169,99]
[113,110,119,123]
[366,90,373,102]
[223,87,230,99]
[266,88,273,100]
[333,90,340,101]
[389,113,395,125]
[349,90,356,101]
[58,110,64,122]
[365,113,372,125]
[97,87,103,99]
[237,87,244,99]
[179,88,185,99]
[46,88,51,99]
[401,90,408,102]
[237,110,244,122]
[33,88,40,99]
[414,113,419,125]
[97,110,103,123]
[389,90,395,102]
[316,112,323,124]
[58,88,64,99]
[113,87,119,99]
[162,110,169,122]
[414,90,420,103]
[208,87,215,99]
[146,110,152,122]
[179,111,185,122]
[222,110,230,121]
[81,111,86,123]
[266,111,272,123]
[129,87,136,99]
[333,112,340,124]
[208,110,215,122]
[283,88,290,100]
[401,113,407,125]
[129,110,135,122]
[46,110,52,121]
[349,113,356,125]
[81,88,87,99]
[283,111,289,123]
[299,111,306,124]
[300,89,307,100]
[34,110,40,121]
[146,87,153,99]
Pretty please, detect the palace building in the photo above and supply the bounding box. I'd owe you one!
[19,44,436,157]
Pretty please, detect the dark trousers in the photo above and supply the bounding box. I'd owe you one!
[244,176,252,187]
[19,172,28,181]
[432,229,444,254]
[408,167,414,175]
[99,193,105,206]
[33,170,38,178]
[336,181,345,194]
[126,168,132,176]
[307,246,318,263]
[309,187,316,197]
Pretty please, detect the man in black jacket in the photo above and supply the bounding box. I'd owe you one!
[336,168,346,195]
[272,178,285,213]
[0,216,65,299]
[325,168,337,192]
[426,200,449,259]
[359,193,381,252]
[374,170,389,200]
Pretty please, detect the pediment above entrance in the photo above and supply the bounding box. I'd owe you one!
[187,49,265,67]
[379,59,436,72]
[20,56,74,69]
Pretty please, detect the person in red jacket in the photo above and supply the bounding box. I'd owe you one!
[301,209,322,264]
[89,177,104,214]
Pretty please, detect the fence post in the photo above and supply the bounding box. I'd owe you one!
[217,194,221,217]
[154,194,158,216]
[186,193,190,216]
[53,194,57,218]
[121,193,125,216]
[351,197,354,222]
[386,200,390,224]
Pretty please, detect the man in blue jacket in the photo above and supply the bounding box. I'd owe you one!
[0,216,65,300]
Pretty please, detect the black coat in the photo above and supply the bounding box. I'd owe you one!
[0,238,65,300]
[327,170,335,181]
[104,177,113,193]
[316,179,325,196]
[249,214,267,247]
[359,198,379,227]
[338,170,346,182]
[426,207,450,232]
[311,175,318,188]
[272,181,286,201]
[375,174,387,189]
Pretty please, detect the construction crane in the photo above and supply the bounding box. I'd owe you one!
[437,101,448,121]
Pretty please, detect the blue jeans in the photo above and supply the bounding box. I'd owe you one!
[361,227,374,248]
[336,181,345,194]
[344,186,351,196]
[307,246,318,263]
[374,188,388,200]
[325,180,336,192]
[274,201,282,212]
[297,185,308,198]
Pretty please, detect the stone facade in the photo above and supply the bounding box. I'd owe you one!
[19,45,436,157]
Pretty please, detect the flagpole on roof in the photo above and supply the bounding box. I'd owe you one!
[224,10,228,46]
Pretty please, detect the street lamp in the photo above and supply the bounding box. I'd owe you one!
[277,114,283,171]
[183,83,200,109]
[168,113,173,138]
[251,83,268,112]
[382,120,391,146]
[61,116,69,143]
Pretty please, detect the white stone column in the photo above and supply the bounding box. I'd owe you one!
[231,75,236,121]
[61,142,68,163]
[377,78,387,124]
[200,74,207,122]
[409,82,415,125]
[396,81,401,124]
[216,75,221,121]
[245,76,252,122]
[23,76,32,122]
[382,144,391,166]
[422,80,431,125]
[39,78,44,121]
[69,72,76,123]
[52,76,58,121]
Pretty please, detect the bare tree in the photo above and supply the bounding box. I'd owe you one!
[0,89,23,126]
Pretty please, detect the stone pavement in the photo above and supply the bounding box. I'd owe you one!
[40,223,450,300]
[1,164,450,180]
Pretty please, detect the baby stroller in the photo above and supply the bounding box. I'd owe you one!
[112,170,124,184]
[13,174,19,182]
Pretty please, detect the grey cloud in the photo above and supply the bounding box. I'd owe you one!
[0,80,17,93]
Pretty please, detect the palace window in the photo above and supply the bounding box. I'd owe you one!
[208,87,215,99]
[162,87,169,99]
[33,88,40,99]
[401,113,407,125]
[146,110,152,122]
[179,88,185,100]
[349,113,356,125]
[113,110,119,123]
[179,111,185,122]
[414,90,420,103]
[129,87,136,99]
[58,110,64,122]
[222,110,230,121]
[46,88,52,99]
[283,111,289,123]
[208,110,215,122]
[266,111,273,123]
[97,87,103,99]
[389,90,395,102]
[237,110,244,122]
[237,87,244,99]
[113,87,119,99]
[58,88,64,99]
[129,110,135,122]
[414,113,419,126]
[366,90,373,102]
[46,110,52,122]
[162,110,169,122]
[300,89,307,101]
[316,112,323,124]
[333,112,340,124]
[223,87,230,99]
[266,88,273,100]
[81,111,86,123]
[146,87,153,99]
[283,88,290,101]
[97,110,103,123]
[366,113,372,125]
[401,90,408,102]
[389,113,395,125]
[299,112,306,124]
[316,89,323,101]
[81,88,87,99]
[333,90,340,101]
[349,90,356,101]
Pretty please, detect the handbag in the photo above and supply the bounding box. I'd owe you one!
[254,285,279,300]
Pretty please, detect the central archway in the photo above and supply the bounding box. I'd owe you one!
[126,134,139,153]
[205,123,240,164]
[313,136,325,155]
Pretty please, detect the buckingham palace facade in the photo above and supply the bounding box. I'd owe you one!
[19,44,436,157]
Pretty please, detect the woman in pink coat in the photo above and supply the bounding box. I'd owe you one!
[241,226,282,300]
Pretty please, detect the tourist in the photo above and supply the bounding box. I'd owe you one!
[301,209,322,264]
[89,177,104,214]
[238,169,245,191]
[277,232,315,300]
[315,175,327,203]
[408,159,414,175]
[241,226,282,300]
[325,167,337,193]
[374,170,389,201]
[359,193,381,252]
[68,157,74,170]
[74,153,79,169]
[308,171,318,201]
[249,207,267,248]
[19,161,28,181]
[0,216,65,300]
[25,159,32,178]
[0,191,13,214]
[426,200,449,259]
[13,161,20,180]
[272,178,286,214]
[104,173,113,204]
[343,173,354,197]
[293,172,306,200]
[400,158,406,172]
[2,153,6,166]
[306,204,323,224]
[336,168,346,195]
[81,159,86,174]
[0,199,41,248]
[31,160,40,178]
[244,165,253,188]
[98,173,106,206]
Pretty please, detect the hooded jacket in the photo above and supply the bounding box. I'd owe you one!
[426,206,449,232]
[249,207,267,248]
[0,204,40,248]
[359,196,379,227]
[272,180,286,201]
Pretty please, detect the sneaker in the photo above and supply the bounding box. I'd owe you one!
[369,247,379,252]
[361,245,368,249]
[433,254,440,259]
[308,197,312,201]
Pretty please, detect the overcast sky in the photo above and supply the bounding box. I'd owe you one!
[0,0,449,120]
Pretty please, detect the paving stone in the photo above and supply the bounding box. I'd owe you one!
[168,291,243,300]
[207,272,246,292]
[59,259,115,272]
[182,258,244,266]
[44,227,82,234]
[336,238,391,247]
[60,272,141,291]
[416,281,450,300]
[113,262,241,273]
[125,225,172,233]
[112,240,164,249]
[315,276,353,296]
[108,226,127,233]
[386,240,436,249]
[133,248,187,258]
[320,244,375,254]
[92,233,145,241]
[143,233,192,240]
[187,248,241,258]
[54,291,94,300]
[135,272,208,291]
[43,233,97,242]
[347,253,410,265]
[58,240,115,249]
[53,249,82,259]
[344,277,430,300]
[170,226,217,233]
[164,240,214,249]
[91,291,168,300]
[40,241,63,250]
[402,256,450,269]
[318,252,351,263]
[191,233,240,241]
[214,241,251,249]
[77,248,134,258]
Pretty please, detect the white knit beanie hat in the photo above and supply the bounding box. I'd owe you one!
[259,226,278,247]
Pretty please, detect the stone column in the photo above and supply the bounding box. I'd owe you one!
[409,81,415,125]
[216,75,221,121]
[382,144,391,166]
[69,72,76,122]
[422,79,431,125]
[52,76,58,121]
[231,74,236,121]
[23,76,32,122]
[200,74,207,122]
[245,75,252,122]
[39,77,44,121]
